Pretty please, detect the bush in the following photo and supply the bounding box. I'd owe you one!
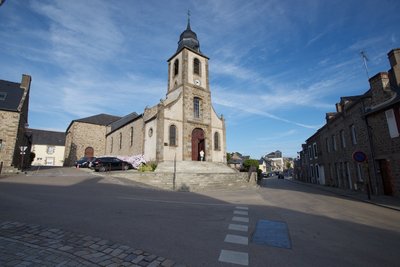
[242,159,260,172]
[138,161,157,172]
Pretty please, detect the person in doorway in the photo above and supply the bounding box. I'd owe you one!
[199,150,204,161]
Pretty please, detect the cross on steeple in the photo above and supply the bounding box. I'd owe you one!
[187,9,191,29]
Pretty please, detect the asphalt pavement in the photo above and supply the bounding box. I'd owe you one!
[1,168,400,267]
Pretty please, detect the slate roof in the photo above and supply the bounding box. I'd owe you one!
[29,129,66,146]
[108,112,141,135]
[0,79,24,112]
[66,113,122,133]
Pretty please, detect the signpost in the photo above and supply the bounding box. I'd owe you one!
[352,151,371,200]
[20,146,28,171]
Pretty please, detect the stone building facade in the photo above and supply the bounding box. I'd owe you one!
[298,48,400,197]
[0,74,31,173]
[65,20,226,165]
[64,114,121,166]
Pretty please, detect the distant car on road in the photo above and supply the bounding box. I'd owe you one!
[75,157,95,168]
[91,157,132,172]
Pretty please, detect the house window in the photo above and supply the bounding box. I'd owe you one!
[119,133,122,149]
[169,125,177,146]
[47,146,55,155]
[313,143,318,159]
[308,145,312,160]
[193,97,201,118]
[326,137,331,153]
[340,130,346,148]
[110,137,113,153]
[214,132,220,150]
[310,164,314,178]
[315,164,319,179]
[385,109,400,138]
[130,127,133,147]
[332,135,337,151]
[0,139,2,150]
[193,58,200,75]
[0,92,7,101]
[350,125,357,145]
[356,163,363,182]
[174,59,179,76]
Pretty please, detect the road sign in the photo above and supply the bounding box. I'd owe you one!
[353,151,367,163]
[20,146,27,152]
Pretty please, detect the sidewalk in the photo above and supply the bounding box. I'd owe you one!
[287,178,400,212]
[0,221,183,267]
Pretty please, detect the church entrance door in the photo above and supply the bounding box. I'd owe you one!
[191,128,205,161]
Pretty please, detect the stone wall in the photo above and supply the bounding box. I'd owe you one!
[64,122,107,166]
[106,117,144,156]
[0,111,20,169]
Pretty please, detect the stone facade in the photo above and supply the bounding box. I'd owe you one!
[298,48,400,197]
[0,75,31,173]
[64,114,121,166]
[105,115,144,156]
[63,21,226,165]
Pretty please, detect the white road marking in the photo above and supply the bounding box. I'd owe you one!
[236,206,249,210]
[234,210,248,216]
[232,216,249,223]
[229,223,248,232]
[219,249,248,266]
[225,234,248,245]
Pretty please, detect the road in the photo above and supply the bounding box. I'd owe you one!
[0,167,399,266]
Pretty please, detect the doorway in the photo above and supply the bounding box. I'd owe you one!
[85,147,94,158]
[378,159,394,196]
[191,128,205,161]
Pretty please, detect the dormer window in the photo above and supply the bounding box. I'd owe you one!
[0,92,7,101]
[193,58,200,75]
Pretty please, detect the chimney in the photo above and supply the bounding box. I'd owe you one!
[20,74,32,91]
[369,72,389,91]
[335,103,342,113]
[388,48,400,88]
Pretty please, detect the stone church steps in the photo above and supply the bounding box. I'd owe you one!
[155,161,237,174]
[108,168,257,192]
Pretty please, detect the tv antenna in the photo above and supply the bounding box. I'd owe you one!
[360,50,370,80]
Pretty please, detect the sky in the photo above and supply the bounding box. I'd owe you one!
[1,0,399,159]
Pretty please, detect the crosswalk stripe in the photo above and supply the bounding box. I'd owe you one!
[219,249,248,266]
[228,223,248,232]
[225,234,248,245]
[236,206,249,210]
[232,216,249,223]
[234,210,248,216]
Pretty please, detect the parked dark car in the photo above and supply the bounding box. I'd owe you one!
[92,157,132,172]
[278,173,284,179]
[75,157,95,168]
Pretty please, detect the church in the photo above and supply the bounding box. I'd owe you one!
[64,19,226,165]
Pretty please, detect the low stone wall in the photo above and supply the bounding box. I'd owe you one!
[110,171,258,192]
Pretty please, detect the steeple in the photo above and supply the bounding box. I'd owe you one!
[177,10,201,53]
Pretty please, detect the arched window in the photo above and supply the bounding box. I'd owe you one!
[193,58,200,75]
[214,132,220,150]
[110,137,113,153]
[193,97,201,119]
[174,59,179,76]
[169,125,177,146]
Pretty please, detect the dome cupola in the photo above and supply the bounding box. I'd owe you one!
[177,14,200,53]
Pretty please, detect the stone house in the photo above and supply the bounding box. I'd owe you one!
[30,129,65,166]
[0,74,31,173]
[298,48,400,197]
[64,114,121,166]
[65,20,227,166]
